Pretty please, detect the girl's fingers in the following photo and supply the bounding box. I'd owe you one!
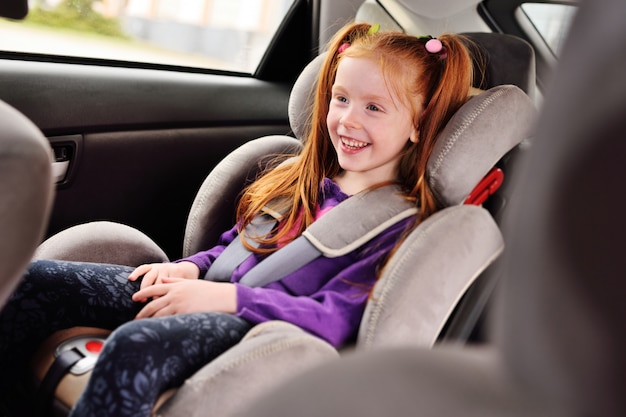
[160,277,185,284]
[150,304,176,318]
[133,278,196,318]
[133,278,184,302]
[135,296,167,319]
[128,264,151,281]
[133,283,168,303]
[140,269,160,290]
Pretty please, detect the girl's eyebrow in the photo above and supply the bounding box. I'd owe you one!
[332,84,391,103]
[331,84,347,93]
[364,93,391,103]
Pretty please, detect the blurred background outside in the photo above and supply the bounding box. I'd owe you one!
[0,0,294,73]
[0,1,576,73]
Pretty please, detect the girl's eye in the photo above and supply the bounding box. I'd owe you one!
[336,96,348,103]
[367,104,380,112]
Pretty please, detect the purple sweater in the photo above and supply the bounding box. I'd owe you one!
[179,178,413,348]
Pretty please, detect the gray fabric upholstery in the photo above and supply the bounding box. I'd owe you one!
[234,1,626,416]
[396,0,482,20]
[0,99,54,306]
[183,135,302,257]
[237,346,542,417]
[155,321,338,417]
[358,205,503,349]
[428,85,535,207]
[288,55,323,141]
[34,221,168,266]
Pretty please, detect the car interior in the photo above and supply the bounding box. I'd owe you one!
[4,0,622,416]
[29,37,536,415]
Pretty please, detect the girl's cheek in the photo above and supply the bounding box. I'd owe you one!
[326,111,337,130]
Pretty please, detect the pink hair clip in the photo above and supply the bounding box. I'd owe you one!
[425,38,443,54]
[338,43,350,54]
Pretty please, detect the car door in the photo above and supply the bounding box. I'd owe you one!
[0,0,317,259]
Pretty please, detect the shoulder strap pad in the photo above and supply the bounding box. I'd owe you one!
[238,185,416,287]
[303,185,417,258]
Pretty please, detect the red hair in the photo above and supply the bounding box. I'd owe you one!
[236,23,474,253]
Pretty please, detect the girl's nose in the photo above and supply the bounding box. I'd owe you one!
[340,107,360,129]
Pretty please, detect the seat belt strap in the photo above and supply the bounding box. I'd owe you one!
[238,185,417,287]
[238,236,319,287]
[204,213,277,282]
[206,185,417,287]
[34,347,85,417]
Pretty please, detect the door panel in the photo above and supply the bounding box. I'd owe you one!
[0,59,293,259]
[0,59,291,134]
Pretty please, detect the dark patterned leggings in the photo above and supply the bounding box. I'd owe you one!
[0,260,252,417]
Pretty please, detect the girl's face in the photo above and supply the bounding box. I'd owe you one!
[327,56,417,192]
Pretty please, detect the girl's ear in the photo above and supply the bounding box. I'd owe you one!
[409,128,419,143]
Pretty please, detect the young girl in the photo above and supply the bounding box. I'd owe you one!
[0,23,473,416]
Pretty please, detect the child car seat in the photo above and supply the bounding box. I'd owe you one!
[31,33,536,417]
[233,1,626,416]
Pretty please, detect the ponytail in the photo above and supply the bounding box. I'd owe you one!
[410,34,473,222]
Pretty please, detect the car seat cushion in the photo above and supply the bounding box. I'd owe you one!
[358,204,504,349]
[155,321,338,417]
[34,221,169,266]
[183,135,302,257]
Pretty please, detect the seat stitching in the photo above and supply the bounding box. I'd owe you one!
[428,87,508,186]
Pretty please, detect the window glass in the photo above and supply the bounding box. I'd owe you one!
[521,2,577,56]
[0,0,295,73]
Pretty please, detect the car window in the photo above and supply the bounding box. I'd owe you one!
[520,2,577,56]
[0,0,295,73]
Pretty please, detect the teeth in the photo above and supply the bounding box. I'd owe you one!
[341,137,368,148]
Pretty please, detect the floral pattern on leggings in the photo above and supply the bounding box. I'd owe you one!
[72,312,251,417]
[0,260,252,417]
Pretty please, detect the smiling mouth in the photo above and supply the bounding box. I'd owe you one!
[341,137,369,150]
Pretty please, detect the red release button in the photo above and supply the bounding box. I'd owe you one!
[85,340,103,354]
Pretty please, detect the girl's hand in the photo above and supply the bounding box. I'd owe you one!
[128,261,200,290]
[132,277,237,318]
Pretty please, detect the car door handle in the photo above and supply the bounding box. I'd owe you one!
[52,159,70,183]
[49,138,80,185]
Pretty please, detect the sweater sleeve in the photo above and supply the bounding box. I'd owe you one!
[234,221,407,348]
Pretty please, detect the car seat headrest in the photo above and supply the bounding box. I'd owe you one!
[427,85,535,206]
[288,49,535,207]
[288,53,324,142]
